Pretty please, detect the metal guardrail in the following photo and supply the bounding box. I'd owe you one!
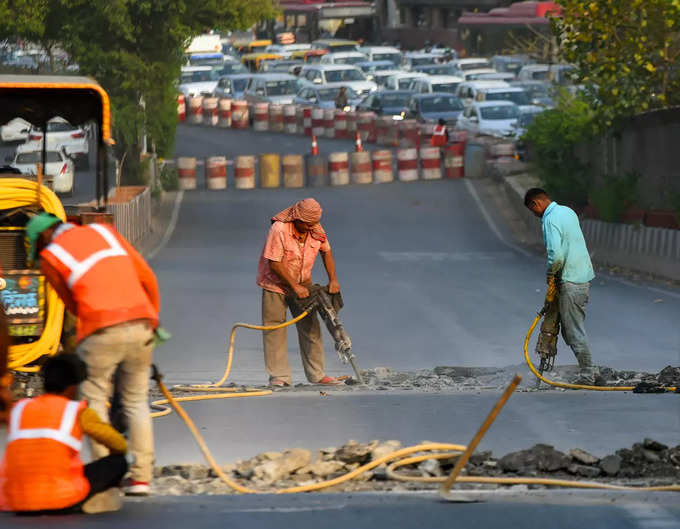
[106,186,151,247]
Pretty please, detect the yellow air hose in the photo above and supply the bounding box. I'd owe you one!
[149,311,310,418]
[153,370,680,494]
[0,179,66,371]
[524,313,678,392]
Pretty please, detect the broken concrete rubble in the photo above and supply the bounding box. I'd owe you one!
[150,439,680,495]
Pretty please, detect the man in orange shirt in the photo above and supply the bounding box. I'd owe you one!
[0,353,128,514]
[26,212,160,496]
[256,198,342,387]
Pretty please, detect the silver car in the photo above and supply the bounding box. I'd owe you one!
[243,74,301,105]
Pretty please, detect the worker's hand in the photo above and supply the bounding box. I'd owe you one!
[328,279,340,294]
[293,284,310,299]
[545,275,557,304]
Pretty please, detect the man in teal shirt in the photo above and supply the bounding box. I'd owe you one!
[524,188,599,385]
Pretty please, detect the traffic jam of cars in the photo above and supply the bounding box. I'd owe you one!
[178,34,574,143]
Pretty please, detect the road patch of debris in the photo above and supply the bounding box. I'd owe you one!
[150,438,680,495]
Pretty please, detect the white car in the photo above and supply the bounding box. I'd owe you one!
[179,66,220,98]
[455,101,520,138]
[10,145,75,194]
[26,117,89,168]
[456,81,511,107]
[320,52,368,66]
[1,118,32,143]
[402,52,439,71]
[452,58,492,76]
[383,72,427,91]
[358,46,402,67]
[461,68,498,81]
[299,65,377,98]
[409,75,464,95]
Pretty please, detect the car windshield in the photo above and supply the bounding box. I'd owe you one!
[325,69,366,82]
[420,96,464,112]
[47,122,76,132]
[432,82,460,94]
[398,78,418,89]
[419,66,455,75]
[181,70,219,83]
[190,57,223,67]
[317,87,357,100]
[335,56,365,65]
[17,151,62,164]
[374,53,401,65]
[486,91,530,105]
[479,105,519,120]
[411,57,437,67]
[329,44,358,52]
[530,70,550,81]
[364,63,392,73]
[265,80,298,95]
[523,84,550,98]
[233,78,249,92]
[221,63,248,75]
[380,93,412,107]
[459,61,490,71]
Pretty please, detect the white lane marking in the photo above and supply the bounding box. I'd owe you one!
[464,179,533,258]
[148,190,184,261]
[224,503,348,513]
[623,502,680,528]
[464,179,680,299]
[379,251,516,263]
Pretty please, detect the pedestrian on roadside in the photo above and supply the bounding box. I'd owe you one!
[256,198,343,387]
[0,354,128,514]
[335,86,349,110]
[524,188,600,385]
[25,212,160,497]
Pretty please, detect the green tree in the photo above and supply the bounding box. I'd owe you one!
[554,0,680,126]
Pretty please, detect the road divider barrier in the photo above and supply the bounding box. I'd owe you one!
[231,101,249,129]
[218,98,232,128]
[334,110,348,139]
[328,152,350,186]
[376,116,397,146]
[260,153,281,188]
[284,105,297,134]
[302,107,312,137]
[489,142,516,162]
[324,109,335,139]
[177,157,198,190]
[203,97,218,127]
[178,95,186,123]
[372,150,394,183]
[254,103,269,132]
[269,104,284,133]
[420,123,434,146]
[397,148,419,182]
[188,97,203,125]
[311,108,325,137]
[350,151,372,184]
[399,120,419,148]
[306,154,327,187]
[206,156,227,190]
[420,147,443,180]
[282,154,304,188]
[445,143,464,179]
[235,155,256,189]
[346,111,357,137]
[358,112,376,143]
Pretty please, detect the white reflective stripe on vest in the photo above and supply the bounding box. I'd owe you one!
[46,224,128,288]
[433,126,446,136]
[7,399,82,452]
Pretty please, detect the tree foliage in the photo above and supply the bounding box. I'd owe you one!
[524,89,596,208]
[554,0,680,126]
[0,0,277,181]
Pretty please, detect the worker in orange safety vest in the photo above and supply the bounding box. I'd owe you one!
[0,354,128,514]
[25,212,160,497]
[430,118,449,147]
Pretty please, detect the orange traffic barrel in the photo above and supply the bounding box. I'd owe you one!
[420,147,442,180]
[397,148,419,182]
[302,107,312,137]
[334,110,348,139]
[284,105,298,134]
[311,108,325,137]
[206,156,227,190]
[177,157,197,190]
[328,152,349,186]
[231,101,249,129]
[218,98,232,128]
[306,154,327,187]
[282,154,304,188]
[350,151,372,184]
[269,104,284,132]
[202,97,219,126]
[234,155,255,189]
[177,94,186,123]
[399,119,419,148]
[357,112,376,143]
[323,109,335,138]
[372,150,394,183]
[188,97,203,125]
[254,103,269,132]
[260,153,281,188]
[445,143,464,179]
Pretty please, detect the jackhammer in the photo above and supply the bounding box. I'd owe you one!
[534,278,559,388]
[287,285,365,385]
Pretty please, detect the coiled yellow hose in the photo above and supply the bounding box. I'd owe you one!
[0,179,66,371]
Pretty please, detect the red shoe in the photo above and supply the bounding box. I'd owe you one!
[316,376,343,386]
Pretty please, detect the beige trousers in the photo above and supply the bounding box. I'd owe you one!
[262,289,325,384]
[77,321,155,482]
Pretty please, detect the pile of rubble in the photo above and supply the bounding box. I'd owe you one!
[150,438,680,496]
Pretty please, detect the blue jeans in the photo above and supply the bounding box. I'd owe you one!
[558,282,594,369]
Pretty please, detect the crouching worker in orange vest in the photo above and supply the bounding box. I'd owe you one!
[25,213,160,497]
[0,354,128,514]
